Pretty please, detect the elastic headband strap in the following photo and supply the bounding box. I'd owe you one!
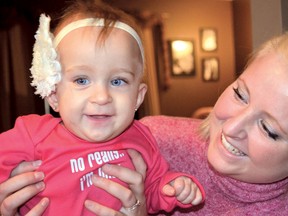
[54,18,144,61]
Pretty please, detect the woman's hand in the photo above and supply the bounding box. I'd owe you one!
[0,150,146,216]
[85,149,147,216]
[0,161,49,216]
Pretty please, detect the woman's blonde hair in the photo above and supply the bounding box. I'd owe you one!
[248,32,288,67]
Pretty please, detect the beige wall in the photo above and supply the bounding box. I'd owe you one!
[282,0,288,30]
[106,0,236,117]
[159,0,236,117]
[233,0,284,74]
[251,0,282,49]
[233,0,253,75]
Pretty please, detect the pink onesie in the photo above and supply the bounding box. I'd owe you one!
[0,114,205,215]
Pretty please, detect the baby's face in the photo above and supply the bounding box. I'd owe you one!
[50,26,146,142]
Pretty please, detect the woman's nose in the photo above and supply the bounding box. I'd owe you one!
[222,108,253,139]
[89,84,112,105]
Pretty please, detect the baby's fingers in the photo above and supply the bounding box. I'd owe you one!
[162,184,176,196]
[191,188,203,205]
[173,178,201,204]
[178,183,202,205]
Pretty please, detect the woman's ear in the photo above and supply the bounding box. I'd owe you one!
[135,83,147,111]
[46,92,59,112]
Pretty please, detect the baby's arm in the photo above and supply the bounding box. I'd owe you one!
[162,176,203,205]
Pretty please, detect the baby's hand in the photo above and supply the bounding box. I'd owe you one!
[162,176,203,205]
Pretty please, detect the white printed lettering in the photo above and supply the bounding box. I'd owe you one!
[70,157,85,173]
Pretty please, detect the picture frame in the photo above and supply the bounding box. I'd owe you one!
[200,28,217,52]
[202,57,219,82]
[168,40,196,76]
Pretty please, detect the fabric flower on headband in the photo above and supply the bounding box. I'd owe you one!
[30,14,61,98]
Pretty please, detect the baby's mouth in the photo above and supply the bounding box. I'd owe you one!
[221,134,246,156]
[89,115,110,118]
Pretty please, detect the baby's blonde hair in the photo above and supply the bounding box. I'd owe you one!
[54,0,143,40]
[53,0,145,75]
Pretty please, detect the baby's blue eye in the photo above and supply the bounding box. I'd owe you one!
[111,79,126,86]
[75,78,90,85]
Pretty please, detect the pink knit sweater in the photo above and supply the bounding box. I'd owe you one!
[141,116,288,215]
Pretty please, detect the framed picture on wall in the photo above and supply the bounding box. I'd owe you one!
[200,28,217,52]
[202,57,219,82]
[168,39,196,76]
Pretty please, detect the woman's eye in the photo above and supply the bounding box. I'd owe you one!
[75,78,90,85]
[111,78,126,86]
[260,120,279,141]
[233,87,248,104]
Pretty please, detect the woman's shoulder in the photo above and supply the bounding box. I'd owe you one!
[140,115,203,144]
[140,115,202,134]
[140,115,207,172]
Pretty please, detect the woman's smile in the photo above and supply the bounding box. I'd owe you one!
[221,133,246,156]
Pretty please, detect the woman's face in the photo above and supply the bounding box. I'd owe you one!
[208,53,288,183]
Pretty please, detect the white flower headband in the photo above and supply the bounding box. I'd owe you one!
[30,14,61,98]
[30,14,144,98]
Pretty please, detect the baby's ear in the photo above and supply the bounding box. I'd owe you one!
[46,92,59,112]
[136,83,147,110]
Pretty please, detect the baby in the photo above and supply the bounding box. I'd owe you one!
[0,0,204,215]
